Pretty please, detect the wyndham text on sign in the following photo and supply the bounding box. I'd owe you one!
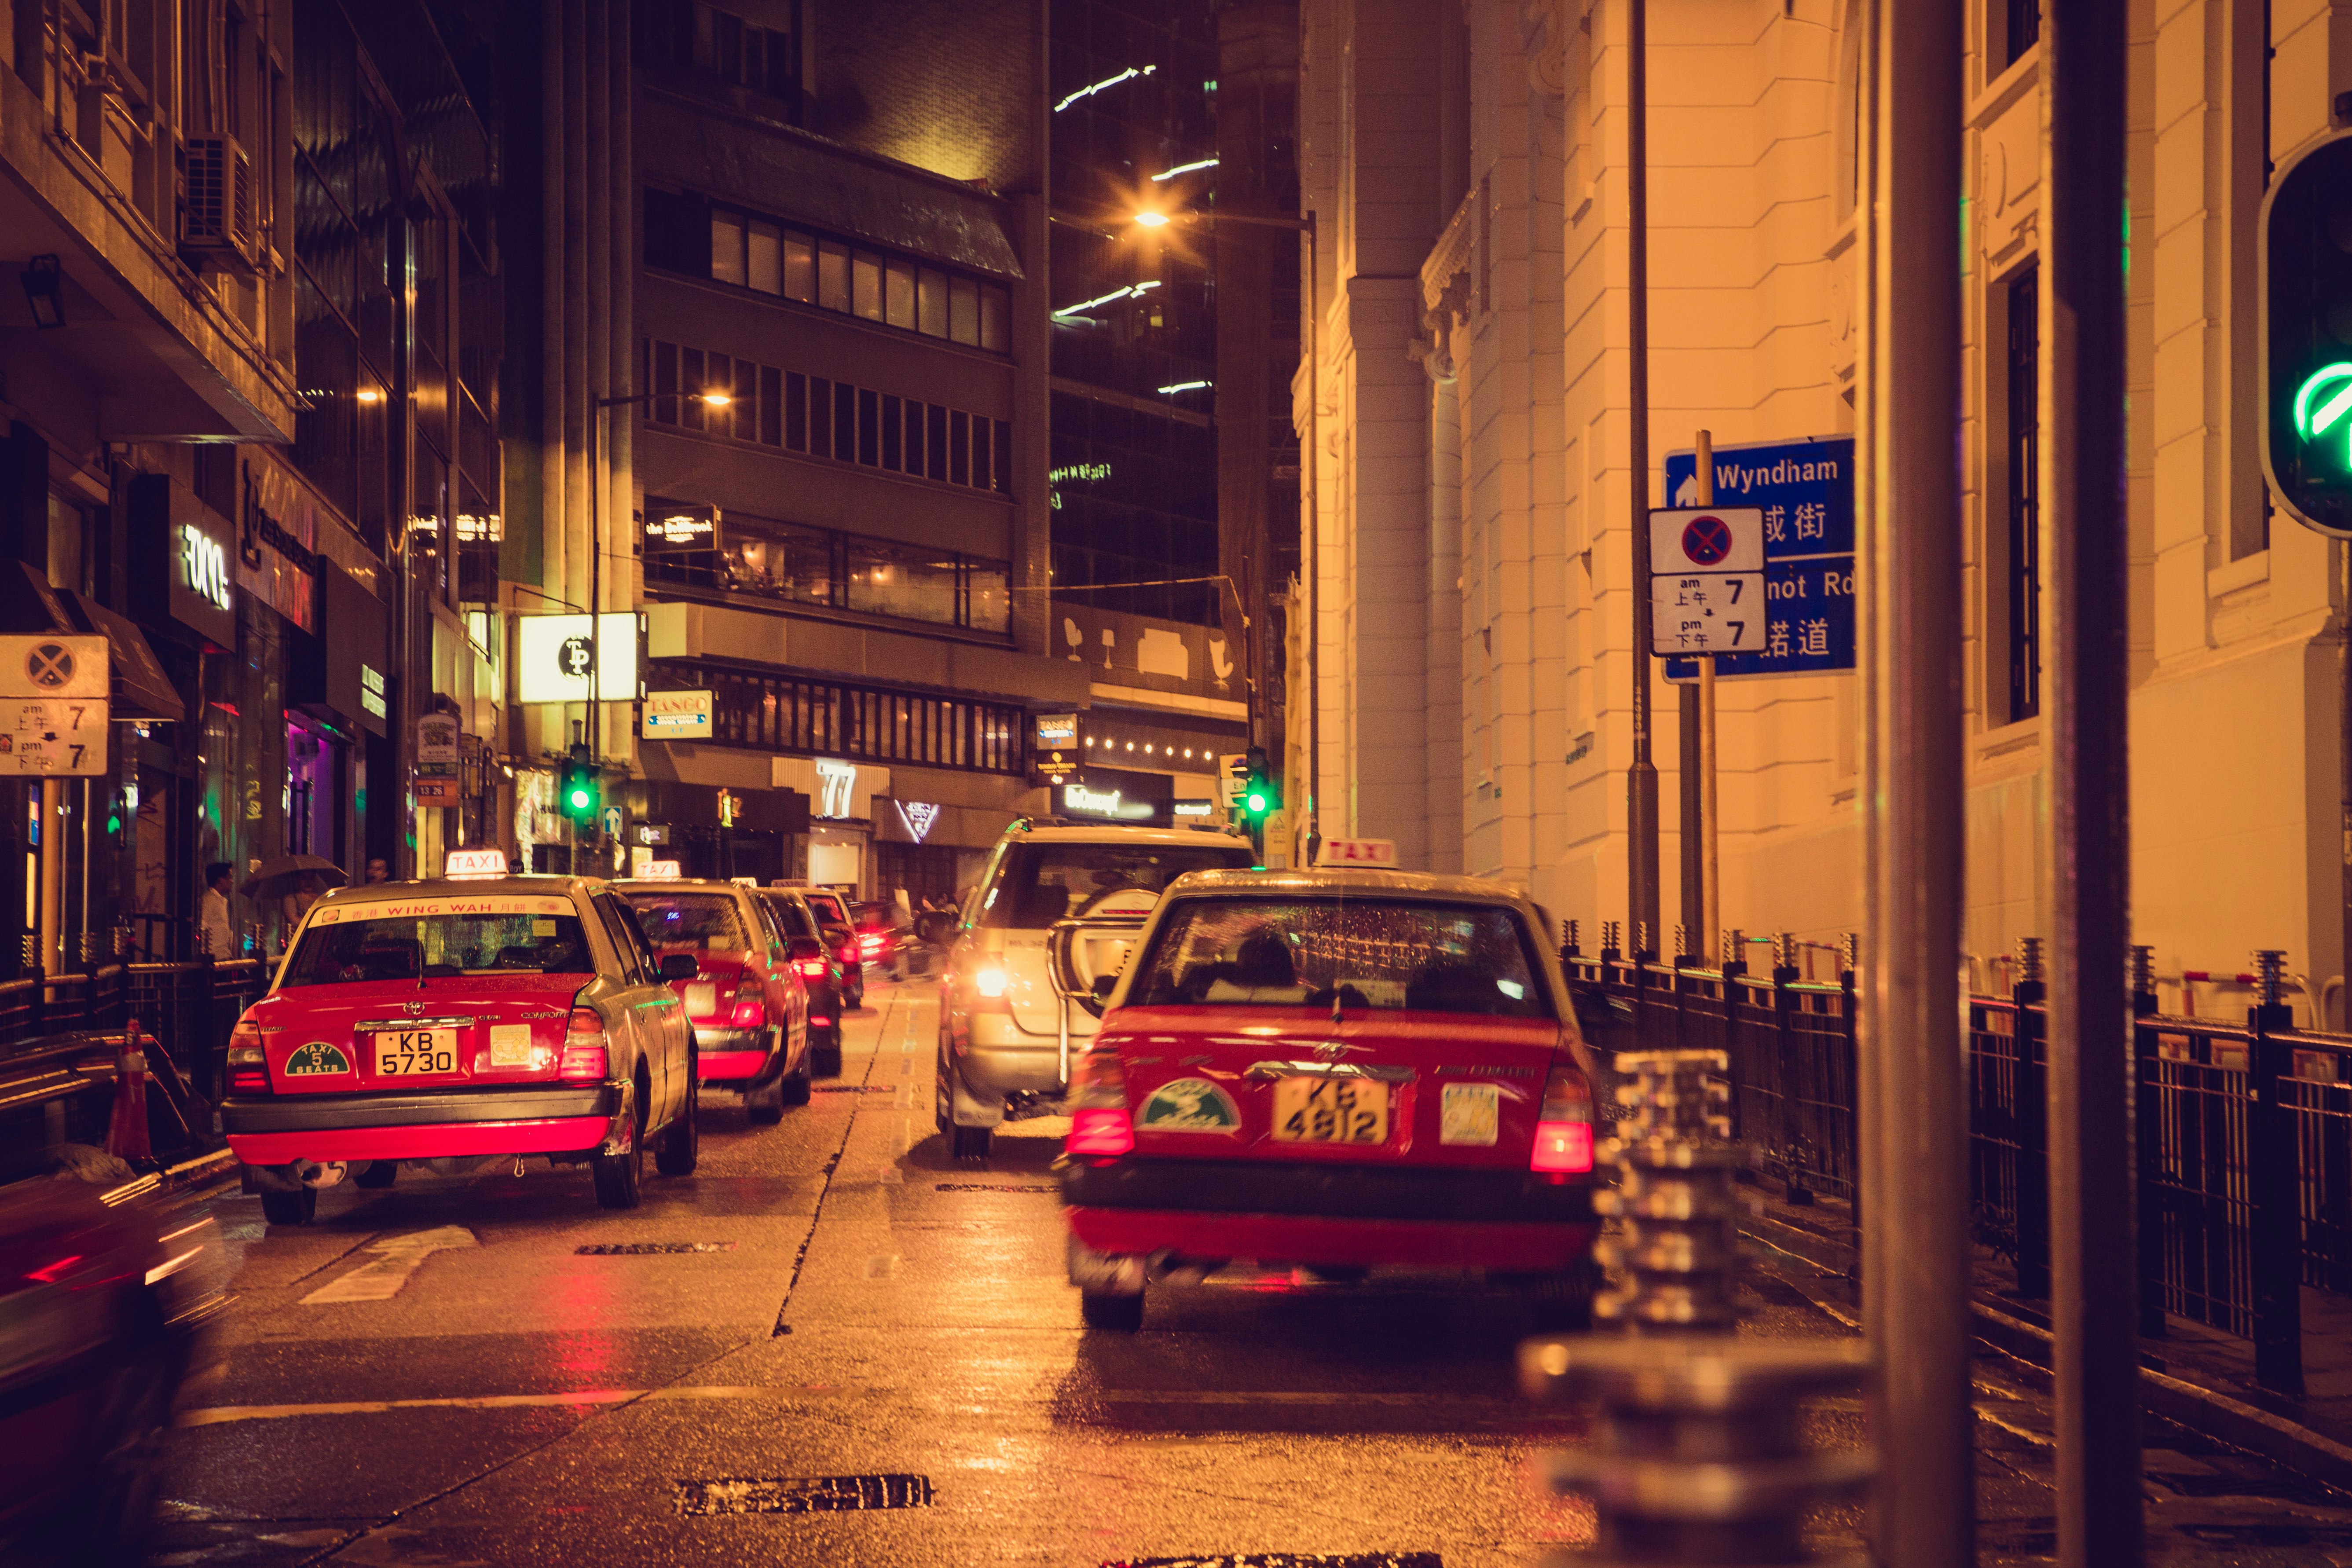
[1662,435,1854,679]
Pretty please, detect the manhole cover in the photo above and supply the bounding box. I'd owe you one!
[675,1473,934,1516]
[1104,1557,1443,1568]
[575,1242,737,1256]
[935,1183,1057,1194]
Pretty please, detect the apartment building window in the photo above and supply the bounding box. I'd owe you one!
[2005,0,2040,65]
[662,664,1026,774]
[2006,266,2041,723]
[644,338,1014,498]
[637,0,802,118]
[656,191,1014,354]
[645,497,1011,636]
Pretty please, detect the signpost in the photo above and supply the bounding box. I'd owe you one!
[1660,435,1856,680]
[415,714,460,806]
[1648,506,1766,657]
[0,636,108,776]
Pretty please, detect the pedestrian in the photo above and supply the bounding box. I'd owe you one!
[199,862,235,959]
[364,857,390,885]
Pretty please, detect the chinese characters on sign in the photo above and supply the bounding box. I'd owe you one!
[0,637,108,775]
[1660,436,1855,679]
[1646,508,1767,656]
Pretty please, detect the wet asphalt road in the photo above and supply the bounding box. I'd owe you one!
[147,978,2352,1567]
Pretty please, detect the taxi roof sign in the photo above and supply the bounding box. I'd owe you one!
[444,847,509,879]
[1314,837,1398,868]
[642,860,682,880]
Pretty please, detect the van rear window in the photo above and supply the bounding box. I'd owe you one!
[976,843,1253,929]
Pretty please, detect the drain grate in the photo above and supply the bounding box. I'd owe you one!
[812,1085,890,1094]
[1104,1557,1443,1568]
[935,1183,1058,1194]
[575,1242,738,1256]
[675,1473,935,1516]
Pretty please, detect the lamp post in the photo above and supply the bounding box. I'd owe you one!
[586,387,729,792]
[1131,206,1318,856]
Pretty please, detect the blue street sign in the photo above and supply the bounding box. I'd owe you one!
[1662,435,1855,679]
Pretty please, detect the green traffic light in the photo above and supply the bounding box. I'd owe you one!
[569,788,590,809]
[2297,363,2352,466]
[1246,790,1267,814]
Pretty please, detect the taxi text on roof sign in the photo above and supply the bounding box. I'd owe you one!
[641,860,682,880]
[444,847,509,879]
[1314,837,1399,868]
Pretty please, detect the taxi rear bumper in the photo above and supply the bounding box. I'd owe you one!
[1066,1208,1597,1271]
[223,1084,622,1165]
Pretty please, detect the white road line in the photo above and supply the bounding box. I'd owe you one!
[175,1383,858,1428]
[300,1225,476,1305]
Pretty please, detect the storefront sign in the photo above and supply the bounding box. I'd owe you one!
[636,823,670,846]
[128,475,237,648]
[897,800,940,842]
[1172,798,1214,818]
[415,779,460,806]
[814,758,857,818]
[360,664,388,719]
[516,612,639,703]
[242,453,322,634]
[1057,765,1175,827]
[181,524,232,610]
[1062,781,1153,821]
[718,788,742,828]
[445,847,508,879]
[642,689,714,739]
[645,508,717,549]
[416,714,460,767]
[1034,712,1079,780]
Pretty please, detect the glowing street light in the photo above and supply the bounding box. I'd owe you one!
[1133,210,1170,228]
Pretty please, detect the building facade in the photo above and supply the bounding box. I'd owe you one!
[1297,0,2350,1018]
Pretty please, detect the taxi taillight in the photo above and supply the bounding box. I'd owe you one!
[559,1008,609,1082]
[730,975,766,1029]
[1063,1046,1132,1157]
[226,1018,269,1094]
[1530,1060,1595,1176]
[794,956,828,980]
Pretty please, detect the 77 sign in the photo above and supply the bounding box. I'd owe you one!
[1650,572,1767,655]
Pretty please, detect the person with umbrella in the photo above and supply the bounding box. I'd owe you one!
[240,857,349,954]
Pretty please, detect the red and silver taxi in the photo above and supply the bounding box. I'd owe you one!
[613,878,815,1123]
[1057,868,1601,1331]
[220,877,700,1222]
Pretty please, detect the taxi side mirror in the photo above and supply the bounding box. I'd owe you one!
[658,953,700,983]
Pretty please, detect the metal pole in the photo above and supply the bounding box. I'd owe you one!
[2041,0,2141,1546]
[1696,429,1719,951]
[1304,214,1322,860]
[1860,0,1970,1557]
[1625,0,1660,952]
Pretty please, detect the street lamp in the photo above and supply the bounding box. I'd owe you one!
[1129,206,1319,859]
[584,385,731,809]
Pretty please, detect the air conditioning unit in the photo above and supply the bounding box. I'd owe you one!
[181,134,258,274]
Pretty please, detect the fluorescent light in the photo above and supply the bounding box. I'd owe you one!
[1150,158,1219,182]
[1156,380,1212,395]
[1051,280,1161,319]
[1055,64,1156,114]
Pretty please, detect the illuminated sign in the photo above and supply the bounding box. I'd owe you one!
[180,524,233,610]
[645,510,717,548]
[642,689,714,739]
[445,847,508,879]
[815,758,857,818]
[1062,782,1155,821]
[516,612,638,703]
[641,859,681,880]
[1315,837,1399,868]
[1034,712,1079,780]
[359,665,388,719]
[897,800,940,842]
[636,823,670,846]
[1172,798,1214,818]
[718,788,740,828]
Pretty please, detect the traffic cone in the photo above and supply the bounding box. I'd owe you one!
[105,1017,153,1165]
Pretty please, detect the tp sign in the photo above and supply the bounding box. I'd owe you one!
[1648,508,1766,656]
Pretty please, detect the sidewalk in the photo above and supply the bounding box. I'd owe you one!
[1741,1180,2352,1494]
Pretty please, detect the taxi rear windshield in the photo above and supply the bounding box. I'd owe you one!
[624,893,751,951]
[978,843,1254,929]
[281,911,595,985]
[1125,898,1550,1018]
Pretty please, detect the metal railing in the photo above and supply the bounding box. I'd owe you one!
[1565,923,2352,1393]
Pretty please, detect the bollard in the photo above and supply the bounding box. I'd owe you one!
[1722,928,1746,977]
[1524,1045,1873,1568]
[1593,1050,1743,1333]
[1673,924,1692,967]
[1603,920,1624,964]
[1635,922,1654,963]
[2247,948,2303,1392]
[1565,918,1582,961]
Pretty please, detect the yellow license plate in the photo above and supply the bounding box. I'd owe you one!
[373,1028,459,1076]
[1271,1075,1389,1145]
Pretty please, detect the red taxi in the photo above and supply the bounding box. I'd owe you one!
[220,878,700,1222]
[614,878,815,1122]
[1057,868,1601,1330]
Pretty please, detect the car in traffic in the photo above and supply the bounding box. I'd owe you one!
[938,821,1256,1158]
[755,887,849,1076]
[799,887,866,1009]
[851,900,912,975]
[615,878,817,1120]
[1055,867,1602,1331]
[220,877,700,1220]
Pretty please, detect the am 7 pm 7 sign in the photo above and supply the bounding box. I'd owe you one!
[1648,507,1766,656]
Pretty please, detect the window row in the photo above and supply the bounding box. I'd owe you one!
[637,0,801,110]
[645,339,1013,496]
[663,664,1027,774]
[701,205,1012,352]
[644,497,1011,635]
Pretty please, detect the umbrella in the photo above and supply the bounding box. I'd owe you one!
[240,855,349,903]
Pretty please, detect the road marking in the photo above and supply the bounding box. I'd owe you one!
[300,1225,476,1304]
[177,1383,858,1428]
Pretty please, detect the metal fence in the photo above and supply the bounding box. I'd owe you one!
[1564,927,2352,1394]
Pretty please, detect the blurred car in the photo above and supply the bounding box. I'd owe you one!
[799,887,865,1009]
[220,877,700,1219]
[938,822,1256,1159]
[755,887,848,1077]
[0,1180,227,1566]
[614,878,815,1121]
[1057,867,1602,1331]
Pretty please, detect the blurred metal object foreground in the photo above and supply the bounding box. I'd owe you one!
[1522,1048,1873,1567]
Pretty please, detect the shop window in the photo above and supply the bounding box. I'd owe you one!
[846,538,959,627]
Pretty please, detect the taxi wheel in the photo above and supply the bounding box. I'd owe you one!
[656,1061,700,1176]
[813,1029,843,1078]
[779,1045,813,1107]
[260,1187,316,1226]
[354,1161,398,1189]
[1080,1288,1144,1331]
[746,1075,786,1125]
[594,1075,648,1209]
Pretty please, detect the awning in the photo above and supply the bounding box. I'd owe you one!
[0,564,189,722]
